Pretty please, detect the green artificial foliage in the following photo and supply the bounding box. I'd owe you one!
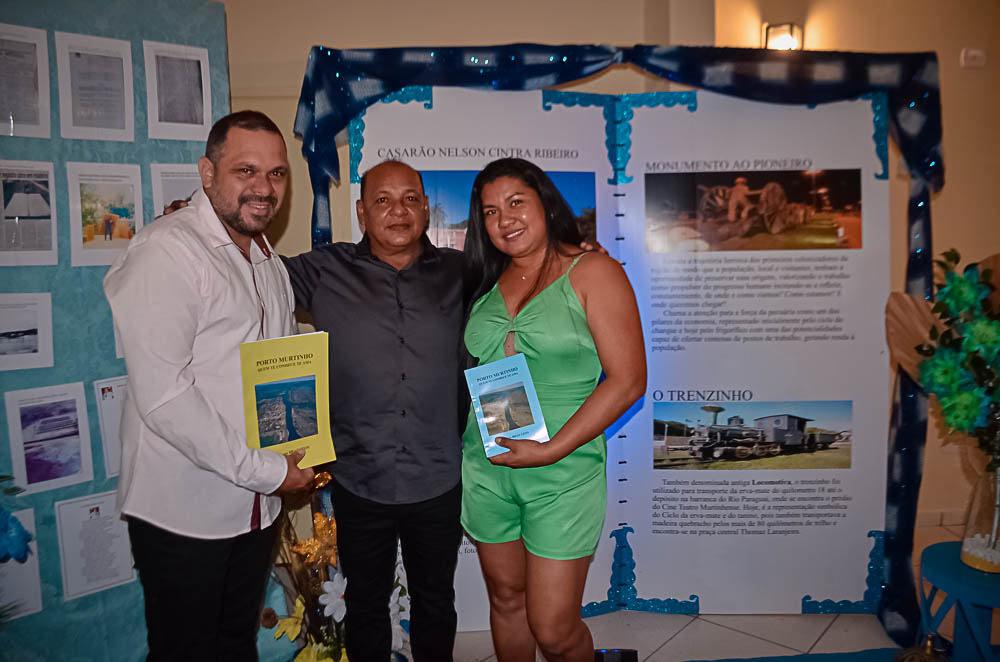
[919,251,1000,472]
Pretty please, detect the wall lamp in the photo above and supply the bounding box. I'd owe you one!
[762,22,804,50]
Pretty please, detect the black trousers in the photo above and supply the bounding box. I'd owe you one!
[127,516,277,662]
[331,479,463,662]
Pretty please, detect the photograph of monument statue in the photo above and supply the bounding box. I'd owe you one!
[645,169,862,253]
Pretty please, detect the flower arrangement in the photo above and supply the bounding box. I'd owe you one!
[389,553,411,657]
[916,250,1000,470]
[264,505,347,662]
[260,493,414,661]
[887,249,1000,572]
[0,475,31,625]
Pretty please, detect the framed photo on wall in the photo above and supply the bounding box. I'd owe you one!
[0,292,54,371]
[66,161,143,266]
[0,160,57,266]
[143,41,211,141]
[55,491,136,600]
[4,381,94,495]
[55,32,134,142]
[0,23,51,139]
[150,162,201,217]
[93,375,127,478]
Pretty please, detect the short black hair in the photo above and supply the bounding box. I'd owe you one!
[204,110,284,163]
[359,160,425,199]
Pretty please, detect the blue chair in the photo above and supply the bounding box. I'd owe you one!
[919,541,1000,662]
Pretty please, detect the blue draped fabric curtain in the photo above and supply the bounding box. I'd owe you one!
[294,43,942,646]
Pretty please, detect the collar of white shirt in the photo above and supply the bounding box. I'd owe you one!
[190,189,274,264]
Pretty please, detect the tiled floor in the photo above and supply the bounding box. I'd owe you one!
[452,524,999,661]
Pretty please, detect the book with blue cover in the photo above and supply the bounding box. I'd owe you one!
[464,353,549,457]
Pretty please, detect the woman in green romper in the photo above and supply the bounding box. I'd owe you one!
[462,158,646,662]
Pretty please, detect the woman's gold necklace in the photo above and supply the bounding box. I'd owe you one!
[510,260,545,281]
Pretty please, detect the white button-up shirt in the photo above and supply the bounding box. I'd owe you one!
[104,190,295,538]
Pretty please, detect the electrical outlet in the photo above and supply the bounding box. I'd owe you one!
[960,47,986,68]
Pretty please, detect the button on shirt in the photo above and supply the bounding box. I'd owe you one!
[282,235,464,505]
[104,190,295,539]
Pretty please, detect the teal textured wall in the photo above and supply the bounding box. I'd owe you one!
[0,1,230,658]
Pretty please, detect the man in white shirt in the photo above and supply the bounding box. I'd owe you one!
[104,111,315,662]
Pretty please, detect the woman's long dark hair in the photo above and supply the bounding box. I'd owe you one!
[463,158,584,314]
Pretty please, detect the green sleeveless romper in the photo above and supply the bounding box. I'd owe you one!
[461,255,607,560]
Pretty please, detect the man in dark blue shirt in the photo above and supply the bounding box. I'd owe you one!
[282,160,465,662]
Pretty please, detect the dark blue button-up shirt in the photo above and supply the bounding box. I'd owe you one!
[282,234,465,504]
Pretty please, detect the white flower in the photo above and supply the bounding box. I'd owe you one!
[318,571,347,622]
[394,553,408,590]
[389,585,411,651]
[389,544,412,657]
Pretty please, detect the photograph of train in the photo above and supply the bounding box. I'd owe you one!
[652,400,853,470]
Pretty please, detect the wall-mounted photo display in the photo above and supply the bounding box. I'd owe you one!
[66,162,143,266]
[150,162,201,218]
[0,292,53,371]
[4,381,94,495]
[55,491,135,600]
[54,32,134,142]
[93,375,127,478]
[143,41,211,141]
[1,160,57,266]
[0,508,43,619]
[0,23,50,139]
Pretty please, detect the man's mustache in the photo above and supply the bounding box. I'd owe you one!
[239,194,278,207]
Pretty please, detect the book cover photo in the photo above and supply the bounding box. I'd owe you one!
[464,353,549,457]
[239,332,335,468]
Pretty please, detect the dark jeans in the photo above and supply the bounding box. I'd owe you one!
[331,478,463,662]
[127,517,277,662]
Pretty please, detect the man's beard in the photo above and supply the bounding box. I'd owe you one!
[214,193,278,237]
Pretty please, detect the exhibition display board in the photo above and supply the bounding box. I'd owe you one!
[300,43,942,644]
[351,86,890,627]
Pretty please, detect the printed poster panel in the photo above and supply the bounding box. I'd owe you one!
[350,88,615,251]
[93,375,127,478]
[0,292,54,371]
[0,23,50,139]
[66,162,143,267]
[353,87,617,629]
[617,91,890,613]
[150,163,201,219]
[54,32,134,142]
[142,41,212,141]
[5,381,95,495]
[55,490,136,600]
[0,160,58,266]
[353,87,891,618]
